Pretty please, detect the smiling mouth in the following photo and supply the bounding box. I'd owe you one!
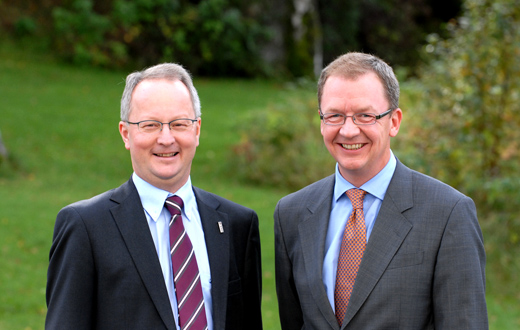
[341,143,364,150]
[155,152,179,157]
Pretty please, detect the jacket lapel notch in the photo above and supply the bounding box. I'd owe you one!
[343,161,415,326]
[298,176,340,329]
[110,180,176,330]
[194,188,229,330]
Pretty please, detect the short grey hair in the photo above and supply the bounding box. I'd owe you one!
[120,63,201,121]
[317,52,400,111]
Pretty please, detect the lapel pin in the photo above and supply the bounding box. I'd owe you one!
[218,221,224,234]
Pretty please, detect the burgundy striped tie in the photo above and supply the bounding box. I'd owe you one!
[165,196,208,330]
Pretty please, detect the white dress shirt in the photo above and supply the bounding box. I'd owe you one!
[133,173,213,329]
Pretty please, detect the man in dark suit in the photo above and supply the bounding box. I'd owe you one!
[274,52,487,329]
[46,63,262,330]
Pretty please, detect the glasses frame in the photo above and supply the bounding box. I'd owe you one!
[125,118,198,133]
[319,108,394,126]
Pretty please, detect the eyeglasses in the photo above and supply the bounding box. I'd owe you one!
[125,119,198,133]
[319,108,394,126]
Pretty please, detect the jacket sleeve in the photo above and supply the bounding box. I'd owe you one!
[274,200,304,330]
[243,210,263,330]
[46,206,95,330]
[432,196,488,329]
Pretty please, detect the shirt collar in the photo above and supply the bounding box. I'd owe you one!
[333,150,397,202]
[132,173,196,223]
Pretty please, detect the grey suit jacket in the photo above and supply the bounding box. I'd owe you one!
[274,160,487,329]
[46,178,262,330]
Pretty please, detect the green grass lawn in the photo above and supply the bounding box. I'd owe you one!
[1,41,518,329]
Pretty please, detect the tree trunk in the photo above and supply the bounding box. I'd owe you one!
[0,129,8,159]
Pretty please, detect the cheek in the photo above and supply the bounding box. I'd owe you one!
[128,135,153,153]
[320,124,329,140]
[187,130,201,148]
[321,126,337,143]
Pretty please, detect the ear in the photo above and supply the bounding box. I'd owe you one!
[319,109,326,136]
[195,117,201,147]
[119,121,131,150]
[389,108,402,137]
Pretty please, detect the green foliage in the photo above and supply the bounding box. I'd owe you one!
[158,0,269,76]
[231,89,335,190]
[318,0,463,72]
[395,0,520,298]
[48,0,269,75]
[284,1,318,78]
[52,0,125,66]
[0,0,463,77]
[14,16,37,37]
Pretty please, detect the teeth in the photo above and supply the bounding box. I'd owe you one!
[342,144,363,150]
[156,152,178,157]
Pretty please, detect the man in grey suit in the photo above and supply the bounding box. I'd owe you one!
[274,52,487,329]
[46,63,262,329]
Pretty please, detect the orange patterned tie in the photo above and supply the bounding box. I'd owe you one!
[334,188,367,326]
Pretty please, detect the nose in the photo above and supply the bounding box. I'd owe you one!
[156,124,176,144]
[339,116,360,137]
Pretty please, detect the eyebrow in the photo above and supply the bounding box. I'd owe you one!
[322,106,377,114]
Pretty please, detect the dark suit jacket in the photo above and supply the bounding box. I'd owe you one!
[46,178,262,330]
[274,160,487,329]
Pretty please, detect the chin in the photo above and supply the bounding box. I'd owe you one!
[338,161,366,173]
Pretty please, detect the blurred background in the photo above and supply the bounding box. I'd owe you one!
[1,0,466,77]
[1,0,519,328]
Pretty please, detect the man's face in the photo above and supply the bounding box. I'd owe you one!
[320,73,402,187]
[119,79,200,192]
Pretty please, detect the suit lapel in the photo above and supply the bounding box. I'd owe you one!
[298,175,341,329]
[109,179,176,330]
[193,187,229,330]
[342,161,414,327]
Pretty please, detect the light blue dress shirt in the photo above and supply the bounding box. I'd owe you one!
[133,173,213,330]
[322,151,397,312]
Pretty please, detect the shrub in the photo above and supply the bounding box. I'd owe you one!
[395,0,520,298]
[49,0,269,75]
[52,0,125,66]
[231,93,335,190]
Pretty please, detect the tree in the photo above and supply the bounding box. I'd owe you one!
[396,0,520,297]
[0,129,14,176]
[0,130,8,160]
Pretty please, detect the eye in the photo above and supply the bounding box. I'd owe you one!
[141,121,160,128]
[170,119,194,130]
[326,114,342,119]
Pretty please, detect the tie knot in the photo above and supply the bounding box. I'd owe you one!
[165,195,184,216]
[346,189,367,209]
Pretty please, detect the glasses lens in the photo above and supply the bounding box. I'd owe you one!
[354,113,376,125]
[323,114,345,125]
[170,119,194,131]
[138,121,162,133]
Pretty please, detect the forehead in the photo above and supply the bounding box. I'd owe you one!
[321,73,388,110]
[130,79,194,118]
[132,79,189,99]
